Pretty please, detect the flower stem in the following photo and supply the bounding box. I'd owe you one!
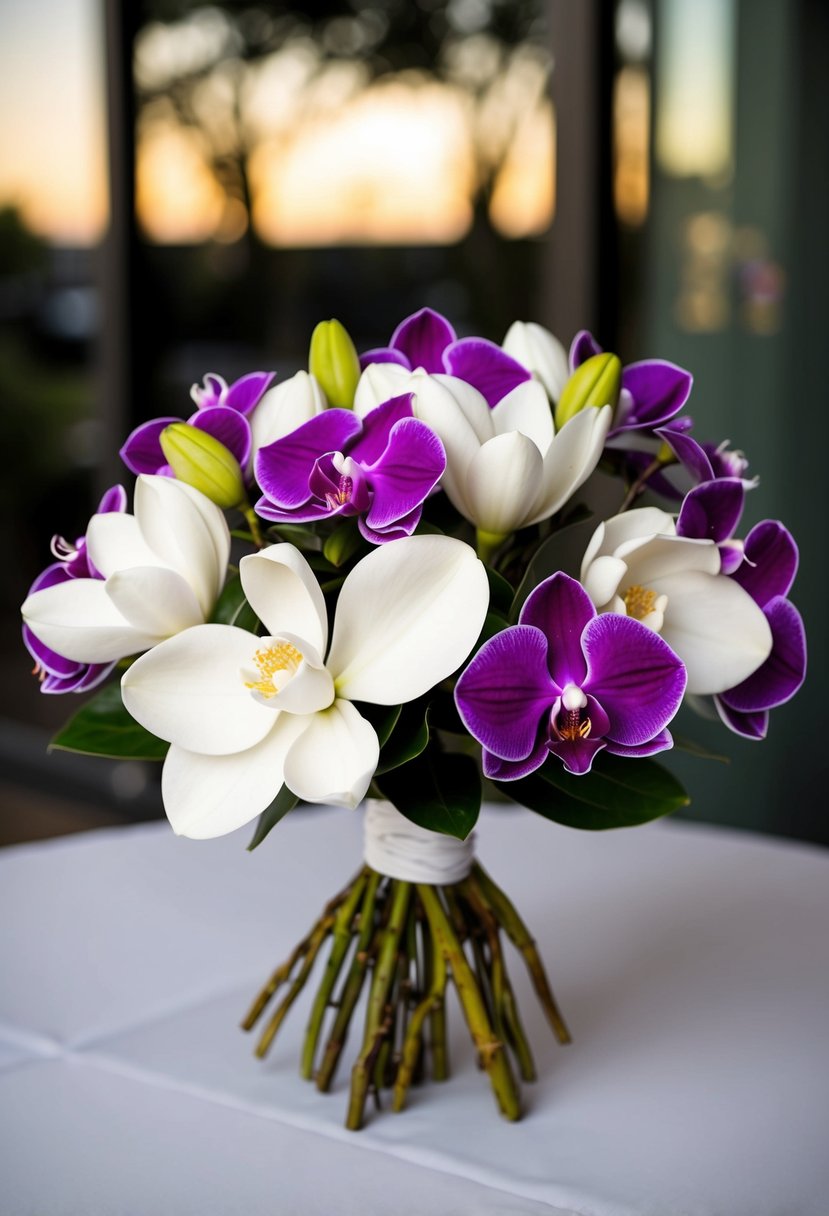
[393,920,447,1111]
[241,502,266,549]
[618,456,663,513]
[476,528,508,566]
[254,911,336,1058]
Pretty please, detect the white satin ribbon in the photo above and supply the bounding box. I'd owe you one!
[362,799,475,884]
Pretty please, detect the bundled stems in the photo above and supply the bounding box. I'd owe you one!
[242,862,570,1130]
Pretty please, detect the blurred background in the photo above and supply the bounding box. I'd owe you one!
[1,0,826,846]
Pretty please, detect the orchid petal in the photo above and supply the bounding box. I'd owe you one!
[349,393,414,466]
[240,544,329,656]
[455,625,556,761]
[524,404,612,526]
[190,373,226,410]
[714,698,769,740]
[502,321,570,401]
[443,337,531,406]
[121,623,278,755]
[224,371,276,415]
[520,572,594,687]
[655,425,715,484]
[482,737,549,780]
[719,597,806,712]
[390,307,456,373]
[490,379,554,454]
[23,622,84,678]
[605,729,675,758]
[327,535,488,705]
[617,359,693,431]
[283,699,379,808]
[677,479,745,544]
[358,347,410,371]
[22,578,161,663]
[255,410,361,509]
[358,506,421,544]
[106,567,204,638]
[732,520,799,606]
[656,570,773,695]
[364,418,445,530]
[161,714,311,839]
[119,417,180,475]
[547,735,607,775]
[249,371,326,455]
[464,432,543,534]
[192,405,251,467]
[582,614,686,745]
[569,330,603,367]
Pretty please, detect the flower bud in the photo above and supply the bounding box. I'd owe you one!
[160,422,246,510]
[555,352,622,431]
[309,319,361,409]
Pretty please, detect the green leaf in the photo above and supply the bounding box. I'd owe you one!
[497,753,690,831]
[271,524,323,552]
[486,565,514,616]
[50,682,169,761]
[375,699,430,775]
[376,748,481,840]
[509,509,594,621]
[672,734,730,763]
[352,701,401,748]
[323,518,363,567]
[247,785,300,851]
[210,572,259,632]
[475,610,508,650]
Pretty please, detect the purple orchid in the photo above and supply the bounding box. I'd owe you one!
[455,572,686,778]
[714,521,806,739]
[120,370,275,479]
[22,485,127,694]
[254,393,446,543]
[360,306,531,407]
[675,477,747,574]
[654,418,755,493]
[571,331,692,439]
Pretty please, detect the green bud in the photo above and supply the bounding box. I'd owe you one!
[159,422,246,510]
[554,352,622,431]
[309,319,361,409]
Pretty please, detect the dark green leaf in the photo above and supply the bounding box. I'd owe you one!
[247,785,300,851]
[271,524,323,552]
[497,753,690,831]
[210,573,259,632]
[486,566,515,616]
[376,748,481,840]
[375,699,430,774]
[509,509,595,621]
[672,734,730,763]
[50,682,169,761]
[323,518,363,567]
[475,610,509,650]
[352,701,401,748]
[426,687,466,735]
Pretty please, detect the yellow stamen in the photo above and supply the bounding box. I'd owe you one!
[245,642,302,699]
[557,709,592,741]
[623,584,658,621]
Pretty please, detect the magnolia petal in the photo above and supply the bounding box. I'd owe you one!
[86,512,168,579]
[524,404,612,526]
[656,571,773,695]
[354,363,413,417]
[580,507,675,574]
[409,374,492,517]
[167,478,231,601]
[502,321,570,402]
[490,380,554,454]
[250,371,326,454]
[121,623,278,755]
[283,699,379,809]
[240,544,329,656]
[134,476,227,616]
[582,555,629,609]
[22,578,159,663]
[328,535,488,704]
[625,534,721,588]
[106,566,204,638]
[162,714,311,839]
[464,432,543,534]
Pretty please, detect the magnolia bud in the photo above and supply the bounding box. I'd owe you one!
[309,319,361,409]
[160,422,246,510]
[555,353,621,430]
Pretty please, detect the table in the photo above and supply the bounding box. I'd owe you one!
[1,805,828,1215]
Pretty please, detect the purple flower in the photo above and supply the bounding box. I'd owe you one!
[675,477,747,574]
[254,393,446,544]
[455,572,686,777]
[360,307,531,406]
[23,485,127,694]
[571,330,692,439]
[714,521,806,739]
[120,370,275,479]
[655,419,755,494]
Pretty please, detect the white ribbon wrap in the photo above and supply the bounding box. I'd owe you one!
[362,799,475,884]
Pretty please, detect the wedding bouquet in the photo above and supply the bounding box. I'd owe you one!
[21,308,806,1128]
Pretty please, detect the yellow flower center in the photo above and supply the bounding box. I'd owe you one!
[245,642,303,699]
[557,708,592,741]
[623,583,658,621]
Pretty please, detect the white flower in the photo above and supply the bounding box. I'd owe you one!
[502,321,570,402]
[121,535,489,837]
[22,476,229,664]
[250,370,326,457]
[580,507,773,695]
[354,365,611,537]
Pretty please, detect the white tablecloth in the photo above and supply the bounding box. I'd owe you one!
[1,805,828,1215]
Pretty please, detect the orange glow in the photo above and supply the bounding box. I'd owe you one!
[136,124,228,244]
[250,81,476,246]
[613,66,650,227]
[488,101,555,238]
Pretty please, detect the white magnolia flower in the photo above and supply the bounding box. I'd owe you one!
[22,476,229,664]
[580,507,773,695]
[354,365,611,538]
[250,370,326,456]
[502,321,570,403]
[121,535,489,837]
